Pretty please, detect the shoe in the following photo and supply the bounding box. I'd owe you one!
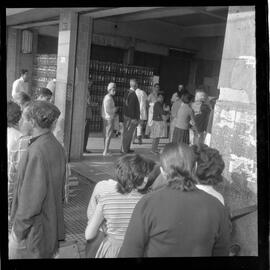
[150,150,159,155]
[138,138,142,145]
[84,150,92,153]
[127,149,134,153]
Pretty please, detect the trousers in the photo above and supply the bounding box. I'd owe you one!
[121,116,138,153]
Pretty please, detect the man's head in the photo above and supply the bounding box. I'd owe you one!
[7,100,21,128]
[107,82,116,96]
[195,90,207,102]
[24,100,61,131]
[130,79,138,90]
[20,69,28,82]
[37,87,53,102]
[178,84,184,91]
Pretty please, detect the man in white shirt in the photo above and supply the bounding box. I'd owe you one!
[101,82,117,156]
[12,69,29,100]
[134,88,148,144]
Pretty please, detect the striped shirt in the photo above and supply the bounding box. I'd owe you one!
[98,190,143,241]
[87,179,117,222]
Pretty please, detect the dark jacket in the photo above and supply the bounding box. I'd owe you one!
[152,101,167,121]
[123,89,140,120]
[11,132,66,258]
[191,101,211,133]
[119,186,231,257]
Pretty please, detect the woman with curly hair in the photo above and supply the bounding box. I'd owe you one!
[192,144,225,205]
[119,143,231,257]
[85,154,155,258]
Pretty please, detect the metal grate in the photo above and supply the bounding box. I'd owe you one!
[63,175,94,258]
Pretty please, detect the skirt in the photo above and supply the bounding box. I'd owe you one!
[95,236,123,258]
[172,127,190,144]
[150,121,167,139]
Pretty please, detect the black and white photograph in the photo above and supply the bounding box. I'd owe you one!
[2,4,269,268]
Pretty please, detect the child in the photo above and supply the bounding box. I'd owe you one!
[172,91,197,145]
[150,94,169,154]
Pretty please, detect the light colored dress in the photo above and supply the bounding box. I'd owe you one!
[95,190,143,258]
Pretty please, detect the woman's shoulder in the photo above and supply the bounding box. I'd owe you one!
[94,179,117,195]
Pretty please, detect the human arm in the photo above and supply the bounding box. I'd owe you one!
[118,199,148,257]
[86,182,101,221]
[12,152,47,241]
[85,203,105,240]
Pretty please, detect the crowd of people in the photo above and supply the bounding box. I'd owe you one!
[96,78,215,156]
[7,69,232,259]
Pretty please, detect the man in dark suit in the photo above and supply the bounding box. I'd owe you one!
[121,79,140,154]
[9,101,66,258]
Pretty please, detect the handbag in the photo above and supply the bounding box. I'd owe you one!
[85,230,106,258]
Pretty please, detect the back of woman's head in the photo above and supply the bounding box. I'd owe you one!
[115,154,155,194]
[7,100,21,127]
[191,144,225,185]
[160,143,197,191]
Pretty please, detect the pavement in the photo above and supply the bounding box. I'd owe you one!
[63,133,169,258]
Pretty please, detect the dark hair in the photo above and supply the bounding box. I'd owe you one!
[20,69,28,76]
[7,100,21,127]
[25,100,60,129]
[160,143,197,191]
[115,154,155,194]
[39,87,52,98]
[181,91,192,104]
[15,91,31,106]
[139,164,161,194]
[191,144,225,185]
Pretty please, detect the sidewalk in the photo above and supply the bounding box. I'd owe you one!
[71,133,168,182]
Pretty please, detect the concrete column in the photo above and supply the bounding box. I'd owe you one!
[69,15,93,160]
[54,11,78,155]
[6,27,21,100]
[211,6,257,255]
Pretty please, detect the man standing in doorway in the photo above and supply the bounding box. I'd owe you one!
[9,101,66,259]
[12,69,29,100]
[133,87,148,144]
[121,79,140,154]
[101,82,117,156]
